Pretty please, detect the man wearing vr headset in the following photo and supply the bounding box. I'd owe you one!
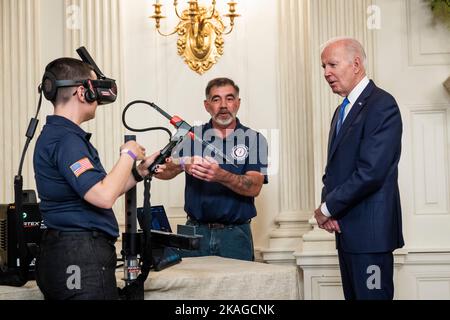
[33,57,159,300]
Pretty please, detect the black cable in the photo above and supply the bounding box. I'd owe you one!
[35,85,43,118]
[122,100,173,139]
[2,88,44,286]
[17,90,43,176]
[17,140,32,177]
[123,100,238,168]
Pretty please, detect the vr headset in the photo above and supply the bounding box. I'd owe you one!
[40,46,117,105]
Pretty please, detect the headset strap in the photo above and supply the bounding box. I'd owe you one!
[53,80,83,88]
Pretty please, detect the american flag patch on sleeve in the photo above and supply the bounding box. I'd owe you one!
[70,157,94,177]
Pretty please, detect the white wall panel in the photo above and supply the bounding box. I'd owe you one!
[411,109,449,215]
[417,275,450,300]
[407,0,450,66]
[373,0,450,249]
[312,276,344,300]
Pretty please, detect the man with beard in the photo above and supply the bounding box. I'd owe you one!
[155,77,268,261]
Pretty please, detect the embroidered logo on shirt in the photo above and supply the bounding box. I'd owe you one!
[231,145,249,161]
[70,157,94,177]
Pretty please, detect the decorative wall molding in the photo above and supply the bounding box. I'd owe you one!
[416,275,450,299]
[406,0,450,66]
[410,108,449,216]
[0,0,41,203]
[299,250,409,300]
[398,102,450,250]
[397,251,450,299]
[311,276,343,300]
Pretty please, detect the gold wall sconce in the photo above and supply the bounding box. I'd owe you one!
[444,76,450,94]
[150,0,240,75]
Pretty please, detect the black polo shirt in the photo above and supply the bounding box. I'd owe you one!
[33,115,119,238]
[174,119,268,224]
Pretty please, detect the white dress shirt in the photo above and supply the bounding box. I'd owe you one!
[321,76,370,217]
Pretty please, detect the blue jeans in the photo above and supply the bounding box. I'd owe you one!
[36,230,119,300]
[179,219,254,261]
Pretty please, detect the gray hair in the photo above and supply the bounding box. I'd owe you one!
[205,77,240,100]
[320,37,367,68]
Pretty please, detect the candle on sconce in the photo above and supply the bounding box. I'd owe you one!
[149,0,240,74]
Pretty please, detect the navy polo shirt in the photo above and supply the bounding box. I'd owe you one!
[174,119,268,224]
[33,115,119,238]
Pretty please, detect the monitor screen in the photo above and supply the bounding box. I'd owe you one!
[137,205,172,233]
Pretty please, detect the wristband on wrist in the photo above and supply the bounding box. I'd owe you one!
[179,157,186,171]
[120,149,137,161]
[131,166,144,182]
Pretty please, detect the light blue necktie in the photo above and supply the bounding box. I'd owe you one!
[336,97,350,135]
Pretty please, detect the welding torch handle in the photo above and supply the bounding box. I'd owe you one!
[148,140,179,174]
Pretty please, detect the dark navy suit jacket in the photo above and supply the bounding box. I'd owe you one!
[322,80,404,253]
